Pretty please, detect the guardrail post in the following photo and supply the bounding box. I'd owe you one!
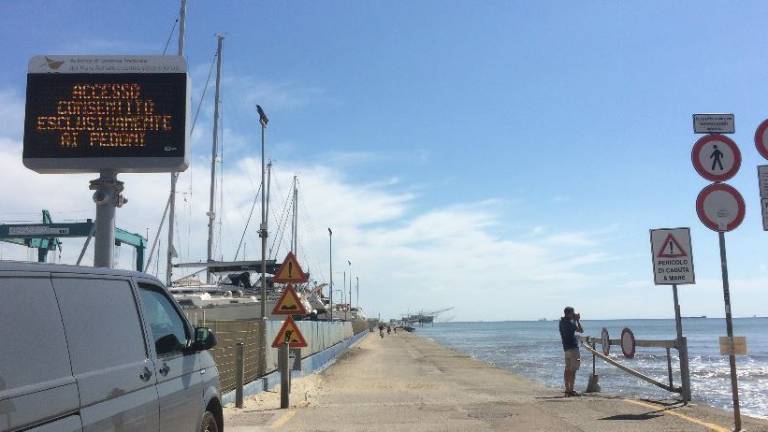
[235,342,245,408]
[665,347,674,389]
[586,340,600,393]
[679,337,691,403]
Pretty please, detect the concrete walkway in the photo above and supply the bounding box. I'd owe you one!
[224,332,768,431]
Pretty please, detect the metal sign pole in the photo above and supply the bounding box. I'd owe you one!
[280,341,290,409]
[672,284,691,402]
[90,171,123,268]
[718,232,741,430]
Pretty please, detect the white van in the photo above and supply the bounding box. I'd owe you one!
[0,262,222,432]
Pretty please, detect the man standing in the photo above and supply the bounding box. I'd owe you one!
[559,306,583,397]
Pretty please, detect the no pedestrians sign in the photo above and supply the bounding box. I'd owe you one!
[650,228,695,285]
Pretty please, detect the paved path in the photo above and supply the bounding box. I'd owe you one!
[225,332,768,431]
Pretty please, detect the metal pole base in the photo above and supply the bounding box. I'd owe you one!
[89,171,126,269]
[585,374,601,393]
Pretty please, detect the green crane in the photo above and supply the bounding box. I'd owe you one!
[0,210,146,271]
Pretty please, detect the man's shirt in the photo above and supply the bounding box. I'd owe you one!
[559,318,579,351]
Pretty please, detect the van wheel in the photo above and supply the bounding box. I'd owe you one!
[201,411,219,432]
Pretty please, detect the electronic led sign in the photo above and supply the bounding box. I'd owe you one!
[23,55,189,173]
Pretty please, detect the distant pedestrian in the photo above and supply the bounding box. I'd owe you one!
[379,323,385,338]
[559,306,583,397]
[387,326,391,335]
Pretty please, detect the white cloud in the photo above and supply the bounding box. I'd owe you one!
[0,88,634,321]
[221,75,326,113]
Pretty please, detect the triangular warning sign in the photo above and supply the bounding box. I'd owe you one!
[272,284,308,315]
[271,316,308,348]
[273,251,308,283]
[657,234,687,258]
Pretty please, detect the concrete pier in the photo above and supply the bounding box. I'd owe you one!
[225,332,768,431]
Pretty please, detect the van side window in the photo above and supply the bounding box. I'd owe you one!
[54,278,147,373]
[139,284,189,356]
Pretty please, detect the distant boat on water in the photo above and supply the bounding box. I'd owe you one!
[683,315,707,319]
[538,318,547,322]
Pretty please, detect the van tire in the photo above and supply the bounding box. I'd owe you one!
[201,411,219,432]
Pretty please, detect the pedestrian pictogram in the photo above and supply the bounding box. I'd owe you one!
[272,284,308,315]
[650,228,695,285]
[696,183,745,232]
[691,134,741,182]
[657,234,687,258]
[273,251,308,283]
[710,145,724,171]
[271,316,308,348]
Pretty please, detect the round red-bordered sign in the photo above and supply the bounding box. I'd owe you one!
[691,134,741,182]
[601,328,610,356]
[696,183,746,232]
[620,327,636,359]
[754,119,768,160]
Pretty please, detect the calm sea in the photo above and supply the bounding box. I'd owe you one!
[417,318,768,419]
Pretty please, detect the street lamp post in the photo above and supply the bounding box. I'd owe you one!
[257,105,269,376]
[257,104,269,322]
[328,228,333,322]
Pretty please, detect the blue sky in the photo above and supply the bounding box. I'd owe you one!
[1,1,768,321]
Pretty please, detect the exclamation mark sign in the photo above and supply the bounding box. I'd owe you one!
[288,262,293,278]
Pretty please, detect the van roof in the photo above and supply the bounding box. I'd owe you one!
[0,260,162,283]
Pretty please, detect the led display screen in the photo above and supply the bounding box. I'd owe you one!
[23,55,188,173]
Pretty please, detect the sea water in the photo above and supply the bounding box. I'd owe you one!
[418,318,768,419]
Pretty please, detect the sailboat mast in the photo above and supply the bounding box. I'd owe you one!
[206,35,224,283]
[291,176,298,253]
[166,0,186,285]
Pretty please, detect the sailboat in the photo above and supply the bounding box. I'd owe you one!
[143,17,334,321]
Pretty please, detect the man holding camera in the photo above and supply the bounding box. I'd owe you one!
[559,306,583,397]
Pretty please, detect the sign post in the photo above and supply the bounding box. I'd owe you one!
[90,171,125,268]
[271,252,309,409]
[649,227,694,402]
[691,124,744,430]
[717,230,741,431]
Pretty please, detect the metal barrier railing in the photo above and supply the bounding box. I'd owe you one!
[578,330,691,402]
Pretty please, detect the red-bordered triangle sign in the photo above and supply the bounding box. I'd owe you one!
[273,251,308,283]
[657,234,687,258]
[272,284,308,315]
[271,316,308,348]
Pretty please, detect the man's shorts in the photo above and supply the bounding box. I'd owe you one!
[564,348,580,371]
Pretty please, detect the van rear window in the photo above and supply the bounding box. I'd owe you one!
[0,277,71,391]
